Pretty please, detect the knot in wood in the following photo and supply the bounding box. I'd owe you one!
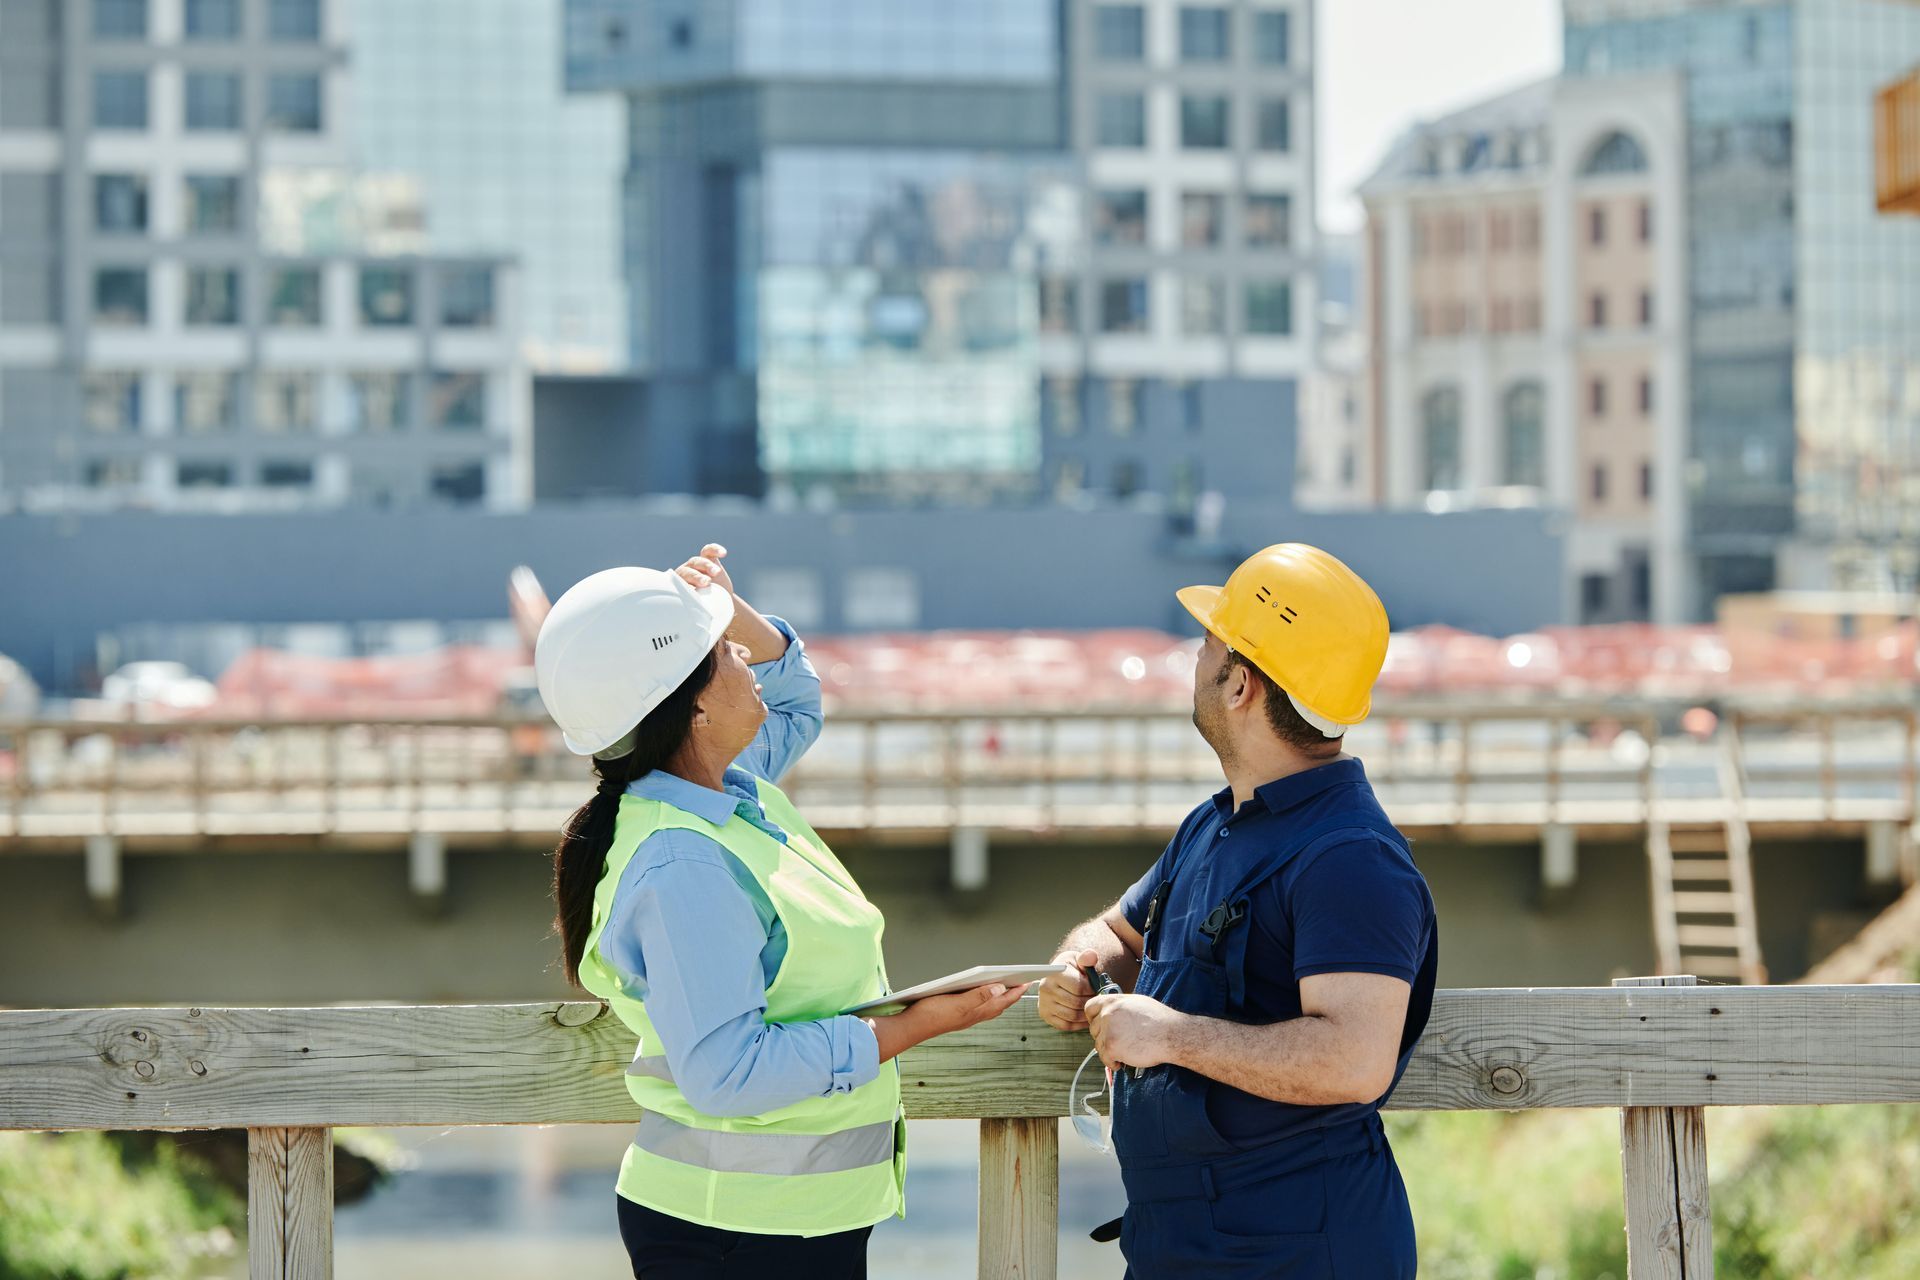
[189,1060,208,1076]
[134,1061,156,1080]
[552,1001,606,1028]
[1489,1066,1525,1095]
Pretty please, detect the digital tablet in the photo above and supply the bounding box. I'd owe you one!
[842,964,1064,1016]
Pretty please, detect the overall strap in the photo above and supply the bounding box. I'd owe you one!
[1212,808,1412,1012]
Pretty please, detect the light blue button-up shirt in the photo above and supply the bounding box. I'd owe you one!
[594,616,882,1119]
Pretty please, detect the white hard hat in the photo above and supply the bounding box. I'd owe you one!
[534,567,736,758]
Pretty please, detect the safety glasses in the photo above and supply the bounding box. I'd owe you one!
[1069,1048,1112,1153]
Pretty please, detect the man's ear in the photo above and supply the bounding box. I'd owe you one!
[1226,661,1258,712]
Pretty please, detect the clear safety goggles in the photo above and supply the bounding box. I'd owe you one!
[1069,1048,1112,1153]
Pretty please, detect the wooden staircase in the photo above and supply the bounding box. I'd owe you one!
[1646,733,1767,984]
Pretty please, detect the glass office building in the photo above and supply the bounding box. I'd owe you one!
[566,0,1068,500]
[1566,0,1920,599]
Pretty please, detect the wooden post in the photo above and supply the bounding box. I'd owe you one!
[248,1126,333,1280]
[1614,975,1713,1279]
[978,1117,1058,1280]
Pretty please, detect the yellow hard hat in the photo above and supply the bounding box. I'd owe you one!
[1177,543,1389,735]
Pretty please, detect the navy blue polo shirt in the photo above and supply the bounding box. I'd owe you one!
[1119,756,1437,1147]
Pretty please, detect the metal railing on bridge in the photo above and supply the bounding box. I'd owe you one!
[4,976,1918,1278]
[2,697,1914,846]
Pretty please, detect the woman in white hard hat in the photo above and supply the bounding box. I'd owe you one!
[537,544,1026,1280]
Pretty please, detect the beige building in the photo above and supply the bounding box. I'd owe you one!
[1360,74,1687,623]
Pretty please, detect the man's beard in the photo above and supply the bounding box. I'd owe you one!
[1192,682,1236,774]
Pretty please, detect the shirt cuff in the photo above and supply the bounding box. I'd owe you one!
[749,615,802,674]
[827,1015,881,1095]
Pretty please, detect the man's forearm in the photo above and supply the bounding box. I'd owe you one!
[1054,917,1140,991]
[1166,1013,1386,1106]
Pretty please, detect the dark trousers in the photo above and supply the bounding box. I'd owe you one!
[616,1195,872,1280]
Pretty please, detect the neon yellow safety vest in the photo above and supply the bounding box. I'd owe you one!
[576,779,905,1237]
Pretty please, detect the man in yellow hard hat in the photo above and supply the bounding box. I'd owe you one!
[1038,543,1438,1278]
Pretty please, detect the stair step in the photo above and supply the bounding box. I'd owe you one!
[1671,891,1742,914]
[1674,859,1735,882]
[1681,954,1750,979]
[1677,923,1747,949]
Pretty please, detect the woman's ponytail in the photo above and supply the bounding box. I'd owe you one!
[550,646,721,986]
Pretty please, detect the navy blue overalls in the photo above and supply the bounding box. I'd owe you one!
[1111,767,1438,1279]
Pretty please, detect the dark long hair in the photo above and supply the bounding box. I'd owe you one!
[552,646,720,986]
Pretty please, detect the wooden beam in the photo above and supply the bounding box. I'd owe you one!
[6,986,1920,1132]
[978,1117,1058,1280]
[248,1126,332,1279]
[1616,976,1713,1279]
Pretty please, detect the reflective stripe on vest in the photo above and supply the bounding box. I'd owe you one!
[634,1112,897,1177]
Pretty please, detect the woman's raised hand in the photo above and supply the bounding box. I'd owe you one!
[675,543,735,596]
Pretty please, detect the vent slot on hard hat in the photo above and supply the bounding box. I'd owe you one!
[651,634,679,652]
[1252,585,1300,623]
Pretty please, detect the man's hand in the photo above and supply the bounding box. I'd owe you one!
[1036,950,1099,1032]
[865,983,1031,1065]
[1086,992,1186,1071]
[675,543,735,596]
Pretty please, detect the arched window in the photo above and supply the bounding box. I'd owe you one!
[1580,130,1649,176]
[1502,382,1546,488]
[1422,386,1462,492]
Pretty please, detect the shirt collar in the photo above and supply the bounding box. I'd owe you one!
[627,768,742,827]
[1211,757,1367,821]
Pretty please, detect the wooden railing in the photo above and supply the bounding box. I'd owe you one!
[3,698,1915,844]
[5,980,1920,1278]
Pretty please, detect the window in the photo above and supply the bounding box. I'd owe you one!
[185,72,242,130]
[1639,375,1653,415]
[93,268,148,326]
[85,459,143,489]
[261,461,314,489]
[359,267,414,326]
[1489,211,1511,252]
[845,568,920,630]
[430,372,486,430]
[668,17,694,48]
[1591,464,1607,502]
[83,372,142,434]
[1244,281,1292,335]
[1181,95,1230,149]
[1422,387,1462,491]
[1589,292,1607,329]
[93,0,146,39]
[1581,131,1649,176]
[1588,206,1606,246]
[184,175,242,234]
[1589,377,1607,417]
[267,74,322,132]
[1255,98,1291,152]
[429,463,486,505]
[1112,459,1144,499]
[185,268,240,326]
[1640,462,1653,500]
[1108,378,1146,436]
[268,267,322,326]
[1502,383,1545,487]
[255,372,318,433]
[1638,201,1653,243]
[1094,5,1145,61]
[92,71,148,130]
[1181,192,1224,248]
[268,0,321,40]
[1491,298,1512,333]
[1094,189,1148,246]
[1053,459,1086,498]
[1096,93,1146,148]
[746,570,825,632]
[1638,290,1653,328]
[1177,380,1204,431]
[1043,374,1081,435]
[1244,193,1290,249]
[348,372,411,432]
[1099,278,1149,334]
[1254,11,1290,65]
[1581,574,1608,619]
[177,461,234,489]
[93,174,148,233]
[1180,278,1225,335]
[1038,277,1078,335]
[1519,208,1540,250]
[1179,7,1230,61]
[185,0,240,39]
[175,371,239,433]
[439,266,494,328]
